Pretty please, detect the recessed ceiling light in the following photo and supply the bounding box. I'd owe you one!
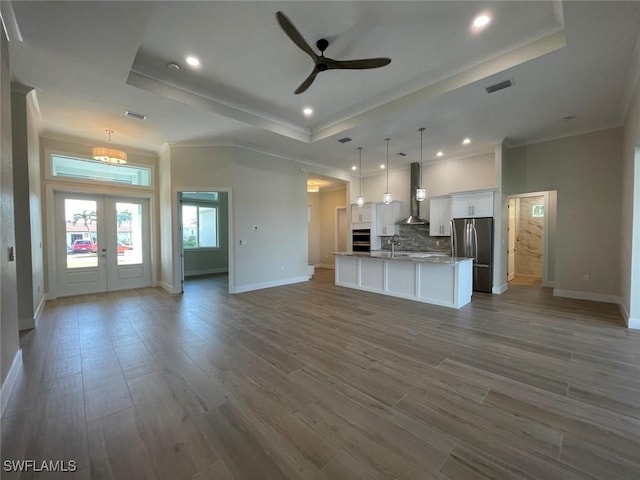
[303,107,313,117]
[185,55,200,67]
[462,138,471,145]
[436,151,443,157]
[380,164,386,169]
[351,165,357,171]
[473,14,491,29]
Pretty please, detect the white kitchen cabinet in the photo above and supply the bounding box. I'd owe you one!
[375,202,400,236]
[451,190,494,218]
[351,203,372,224]
[429,196,451,236]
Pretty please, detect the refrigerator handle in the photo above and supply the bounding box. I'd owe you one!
[450,219,455,257]
[465,221,471,257]
[472,219,479,261]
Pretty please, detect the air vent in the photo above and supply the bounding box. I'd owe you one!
[125,110,147,121]
[485,79,513,94]
[396,152,407,157]
[337,137,352,143]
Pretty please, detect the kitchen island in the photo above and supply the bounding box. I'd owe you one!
[333,251,473,309]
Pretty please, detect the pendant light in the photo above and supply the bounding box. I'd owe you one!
[383,138,392,204]
[416,127,427,202]
[355,147,365,207]
[92,129,127,165]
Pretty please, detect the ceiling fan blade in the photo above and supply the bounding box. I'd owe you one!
[276,11,317,61]
[326,57,392,70]
[294,68,319,95]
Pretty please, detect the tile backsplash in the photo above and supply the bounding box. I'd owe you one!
[381,224,451,252]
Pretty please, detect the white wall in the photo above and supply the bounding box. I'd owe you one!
[318,187,347,268]
[621,71,640,327]
[158,147,172,289]
[504,128,623,301]
[307,192,321,265]
[27,93,44,319]
[167,146,308,293]
[1,21,19,387]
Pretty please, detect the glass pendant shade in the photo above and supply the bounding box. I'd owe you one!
[92,147,127,165]
[93,130,127,165]
[383,192,392,204]
[416,127,426,201]
[356,196,365,207]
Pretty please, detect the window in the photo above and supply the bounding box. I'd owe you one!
[182,204,218,248]
[532,204,544,217]
[51,154,152,187]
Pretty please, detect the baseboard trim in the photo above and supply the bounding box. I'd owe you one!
[1,350,23,416]
[492,283,508,294]
[34,295,46,327]
[231,276,308,294]
[159,281,180,294]
[553,289,621,305]
[618,302,640,329]
[185,267,228,277]
[628,316,640,329]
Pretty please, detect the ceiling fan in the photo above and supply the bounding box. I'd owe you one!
[276,11,392,94]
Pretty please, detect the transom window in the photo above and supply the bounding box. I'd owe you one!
[51,154,152,187]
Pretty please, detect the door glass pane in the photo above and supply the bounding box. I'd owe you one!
[116,202,143,265]
[65,199,98,269]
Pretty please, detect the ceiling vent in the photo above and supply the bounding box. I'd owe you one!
[396,152,407,157]
[125,110,147,121]
[485,79,513,94]
[337,137,352,143]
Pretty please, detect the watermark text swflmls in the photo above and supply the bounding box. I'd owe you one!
[3,460,78,473]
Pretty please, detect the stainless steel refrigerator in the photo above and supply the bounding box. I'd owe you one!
[451,217,493,293]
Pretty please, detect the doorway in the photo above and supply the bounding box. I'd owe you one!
[336,207,348,252]
[54,192,151,297]
[507,191,556,287]
[178,191,229,292]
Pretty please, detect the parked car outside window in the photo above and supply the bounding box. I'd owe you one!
[71,239,95,253]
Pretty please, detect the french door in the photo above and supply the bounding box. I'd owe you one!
[54,192,151,297]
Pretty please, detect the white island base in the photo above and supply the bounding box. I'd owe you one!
[335,254,473,309]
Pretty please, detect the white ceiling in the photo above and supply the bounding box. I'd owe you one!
[4,1,640,176]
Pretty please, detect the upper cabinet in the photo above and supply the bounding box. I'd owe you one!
[351,203,373,225]
[451,190,494,218]
[429,196,451,236]
[375,202,401,236]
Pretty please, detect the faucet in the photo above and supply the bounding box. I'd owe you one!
[390,234,401,257]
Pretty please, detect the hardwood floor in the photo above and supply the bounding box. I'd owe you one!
[2,269,639,479]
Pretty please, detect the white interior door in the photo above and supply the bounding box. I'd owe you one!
[55,193,150,297]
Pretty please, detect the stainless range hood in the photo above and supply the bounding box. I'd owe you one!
[397,162,427,225]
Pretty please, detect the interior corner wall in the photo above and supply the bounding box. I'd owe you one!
[11,86,44,330]
[621,77,640,326]
[27,93,44,321]
[231,148,308,290]
[158,147,173,291]
[307,192,321,265]
[168,146,308,293]
[1,23,20,386]
[504,128,623,299]
[319,187,347,268]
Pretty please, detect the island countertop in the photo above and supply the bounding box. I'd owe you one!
[332,251,472,265]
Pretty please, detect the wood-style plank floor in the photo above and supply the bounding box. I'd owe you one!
[2,269,640,479]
